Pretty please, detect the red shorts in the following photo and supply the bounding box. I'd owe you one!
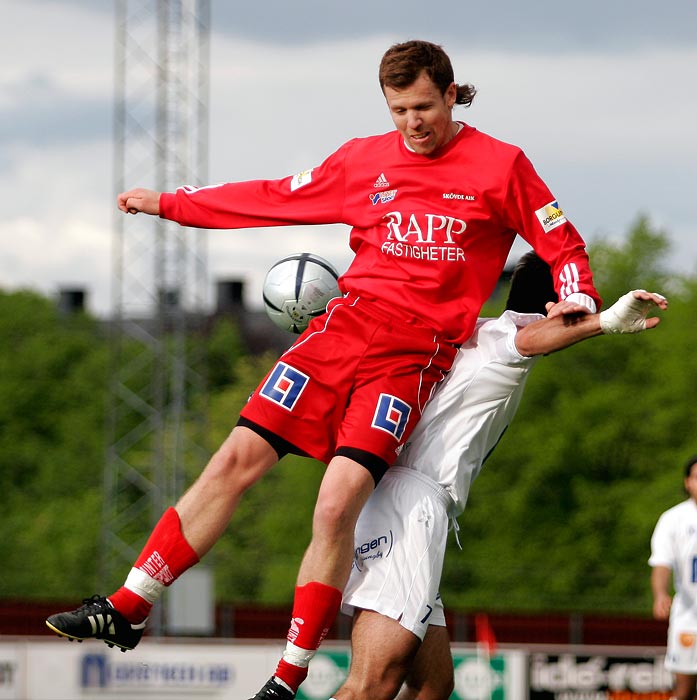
[240,294,457,466]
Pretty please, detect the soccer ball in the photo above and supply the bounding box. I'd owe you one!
[263,253,341,333]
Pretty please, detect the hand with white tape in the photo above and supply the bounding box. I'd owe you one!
[599,289,668,334]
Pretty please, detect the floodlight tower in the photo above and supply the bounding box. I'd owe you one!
[103,0,211,633]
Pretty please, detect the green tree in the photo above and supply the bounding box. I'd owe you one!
[0,291,108,598]
[589,213,672,303]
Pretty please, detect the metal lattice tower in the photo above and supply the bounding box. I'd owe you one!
[102,0,210,633]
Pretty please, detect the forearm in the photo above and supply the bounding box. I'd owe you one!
[516,289,667,356]
[651,566,673,620]
[515,313,602,357]
[651,566,672,599]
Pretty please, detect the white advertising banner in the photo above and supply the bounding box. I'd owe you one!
[1,639,287,700]
[1,638,657,700]
[0,639,527,700]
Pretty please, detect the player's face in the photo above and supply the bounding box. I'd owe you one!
[685,463,697,501]
[384,71,457,156]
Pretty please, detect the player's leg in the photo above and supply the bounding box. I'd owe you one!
[673,672,697,700]
[175,426,281,553]
[251,313,456,699]
[297,456,376,587]
[45,426,279,650]
[397,625,454,700]
[334,609,422,700]
[253,456,376,699]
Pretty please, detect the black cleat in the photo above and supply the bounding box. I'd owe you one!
[248,677,296,700]
[45,594,146,652]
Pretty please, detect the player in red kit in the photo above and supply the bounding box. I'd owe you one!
[46,40,601,700]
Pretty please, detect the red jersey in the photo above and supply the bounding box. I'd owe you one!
[160,123,600,345]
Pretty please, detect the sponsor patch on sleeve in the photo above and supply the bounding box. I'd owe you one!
[290,168,313,192]
[534,200,567,233]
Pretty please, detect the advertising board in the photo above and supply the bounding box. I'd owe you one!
[529,651,672,700]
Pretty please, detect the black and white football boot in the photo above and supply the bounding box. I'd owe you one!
[45,594,145,652]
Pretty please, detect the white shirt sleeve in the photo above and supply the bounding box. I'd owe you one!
[649,510,674,568]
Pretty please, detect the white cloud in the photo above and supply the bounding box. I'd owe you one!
[0,134,113,310]
[3,1,112,91]
[2,213,111,304]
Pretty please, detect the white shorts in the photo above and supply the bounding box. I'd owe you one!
[341,467,451,640]
[665,623,697,673]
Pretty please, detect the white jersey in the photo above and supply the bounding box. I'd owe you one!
[343,310,542,636]
[649,499,697,671]
[395,310,542,516]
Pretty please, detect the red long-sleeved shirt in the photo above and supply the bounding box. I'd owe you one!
[160,123,600,345]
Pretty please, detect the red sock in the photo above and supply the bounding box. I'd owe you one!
[109,507,199,623]
[273,582,343,691]
[107,587,152,624]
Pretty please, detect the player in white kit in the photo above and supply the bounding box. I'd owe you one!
[331,253,667,700]
[650,455,697,700]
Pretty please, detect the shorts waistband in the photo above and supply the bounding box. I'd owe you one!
[331,293,456,345]
[385,466,454,511]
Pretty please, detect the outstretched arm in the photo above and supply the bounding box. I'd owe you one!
[515,290,668,357]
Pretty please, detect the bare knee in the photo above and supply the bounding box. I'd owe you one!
[312,491,358,536]
[313,457,375,535]
[336,611,419,700]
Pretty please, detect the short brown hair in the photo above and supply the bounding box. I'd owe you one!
[379,40,476,107]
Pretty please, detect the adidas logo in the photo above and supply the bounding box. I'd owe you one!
[88,612,116,636]
[373,173,389,188]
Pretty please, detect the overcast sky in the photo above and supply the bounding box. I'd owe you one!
[3,0,696,314]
